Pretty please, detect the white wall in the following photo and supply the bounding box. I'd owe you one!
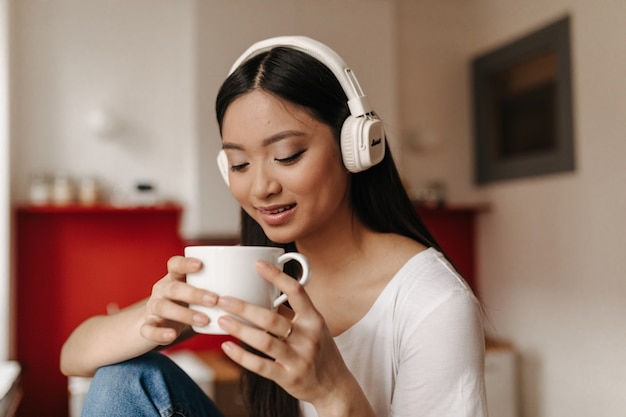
[397,1,626,416]
[0,0,11,361]
[10,0,397,239]
[11,0,197,231]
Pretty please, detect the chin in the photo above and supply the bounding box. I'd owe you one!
[264,232,296,245]
[260,226,301,246]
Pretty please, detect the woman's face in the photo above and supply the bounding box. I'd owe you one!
[221,90,351,244]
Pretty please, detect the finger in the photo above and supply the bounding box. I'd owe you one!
[148,296,211,328]
[256,261,313,312]
[217,296,293,339]
[166,255,202,280]
[140,323,179,345]
[221,340,285,381]
[218,314,290,361]
[152,278,218,308]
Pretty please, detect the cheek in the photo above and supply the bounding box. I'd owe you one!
[229,180,249,207]
[297,159,349,201]
[230,182,261,223]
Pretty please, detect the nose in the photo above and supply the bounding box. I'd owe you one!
[251,162,281,199]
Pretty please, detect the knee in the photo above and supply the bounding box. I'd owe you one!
[93,351,172,382]
[83,352,222,417]
[83,352,177,416]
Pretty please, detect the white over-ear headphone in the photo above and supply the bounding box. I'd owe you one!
[217,36,385,186]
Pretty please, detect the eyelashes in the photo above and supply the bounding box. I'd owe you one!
[230,162,249,172]
[230,149,307,172]
[275,149,306,164]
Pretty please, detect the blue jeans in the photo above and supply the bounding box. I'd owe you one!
[81,351,225,417]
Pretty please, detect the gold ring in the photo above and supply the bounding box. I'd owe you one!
[279,325,293,342]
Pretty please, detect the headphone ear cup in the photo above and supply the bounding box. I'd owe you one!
[216,150,230,186]
[340,116,361,173]
[340,116,385,173]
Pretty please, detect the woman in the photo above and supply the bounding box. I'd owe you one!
[61,36,487,417]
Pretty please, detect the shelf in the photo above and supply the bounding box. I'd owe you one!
[412,201,492,213]
[15,203,183,214]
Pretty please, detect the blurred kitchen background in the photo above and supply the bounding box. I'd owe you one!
[2,0,626,416]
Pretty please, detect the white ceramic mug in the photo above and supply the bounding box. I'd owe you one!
[185,246,311,334]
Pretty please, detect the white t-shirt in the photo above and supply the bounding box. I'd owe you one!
[300,248,488,417]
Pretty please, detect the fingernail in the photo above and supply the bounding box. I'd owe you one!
[222,341,235,354]
[192,313,208,326]
[218,315,234,330]
[162,330,176,341]
[202,293,217,305]
[187,258,202,269]
[218,296,235,309]
[256,260,272,271]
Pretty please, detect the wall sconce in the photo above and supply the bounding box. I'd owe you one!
[86,108,120,139]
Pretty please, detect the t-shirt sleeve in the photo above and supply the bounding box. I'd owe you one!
[390,288,488,417]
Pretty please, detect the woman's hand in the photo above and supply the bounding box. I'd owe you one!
[140,256,219,346]
[216,260,373,415]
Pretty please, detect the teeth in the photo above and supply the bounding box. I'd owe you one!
[266,205,293,214]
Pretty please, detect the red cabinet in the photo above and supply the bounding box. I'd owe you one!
[15,204,184,417]
[416,204,487,296]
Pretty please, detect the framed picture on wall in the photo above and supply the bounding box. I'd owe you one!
[471,16,575,184]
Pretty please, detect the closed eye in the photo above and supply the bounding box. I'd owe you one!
[275,150,306,165]
[230,162,249,172]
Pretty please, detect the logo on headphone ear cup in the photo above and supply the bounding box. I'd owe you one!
[340,116,385,173]
[217,150,230,186]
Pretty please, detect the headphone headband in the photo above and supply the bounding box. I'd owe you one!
[228,36,373,117]
[218,35,385,179]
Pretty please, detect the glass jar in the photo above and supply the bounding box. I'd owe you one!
[52,174,74,205]
[29,174,51,205]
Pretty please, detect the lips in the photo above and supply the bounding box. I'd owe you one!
[257,204,296,225]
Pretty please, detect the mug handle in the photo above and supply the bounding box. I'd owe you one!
[272,252,311,308]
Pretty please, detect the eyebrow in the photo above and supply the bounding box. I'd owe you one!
[222,130,306,151]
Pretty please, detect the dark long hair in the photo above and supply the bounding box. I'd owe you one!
[215,46,442,417]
